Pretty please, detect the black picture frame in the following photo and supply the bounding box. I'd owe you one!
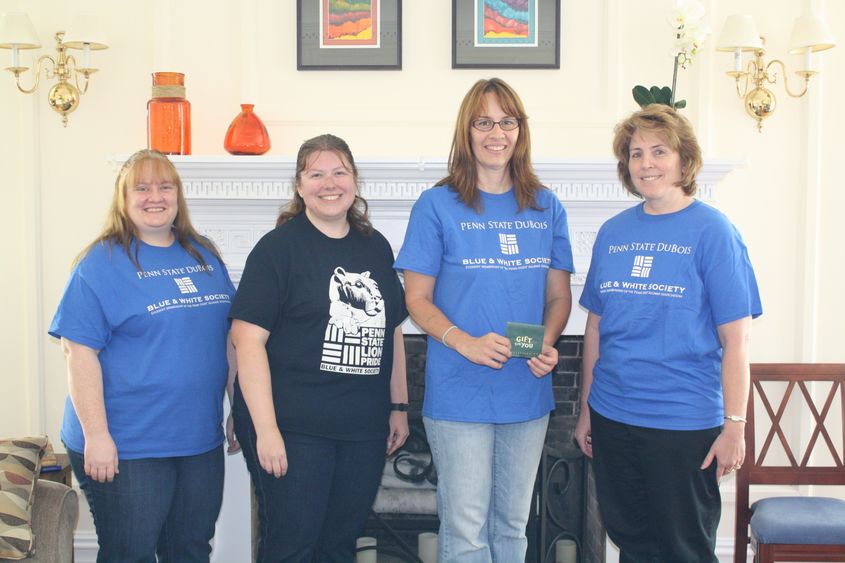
[297,0,402,70]
[452,0,560,69]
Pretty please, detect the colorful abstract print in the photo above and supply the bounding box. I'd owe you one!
[321,0,379,47]
[476,0,537,46]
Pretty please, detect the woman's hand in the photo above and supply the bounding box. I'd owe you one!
[454,332,512,368]
[574,408,593,459]
[84,432,119,483]
[226,413,241,454]
[257,428,288,478]
[527,344,558,378]
[700,423,745,481]
[386,411,410,455]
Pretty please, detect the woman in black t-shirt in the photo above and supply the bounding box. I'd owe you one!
[230,134,409,562]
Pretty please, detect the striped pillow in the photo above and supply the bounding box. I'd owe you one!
[0,436,48,560]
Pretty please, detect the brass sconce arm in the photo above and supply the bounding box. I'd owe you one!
[6,53,55,94]
[765,58,813,98]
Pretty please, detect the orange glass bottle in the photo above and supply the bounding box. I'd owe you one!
[224,104,271,155]
[147,72,191,155]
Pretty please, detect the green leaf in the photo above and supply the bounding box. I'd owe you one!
[660,86,672,104]
[673,99,687,109]
[649,86,664,103]
[632,85,655,108]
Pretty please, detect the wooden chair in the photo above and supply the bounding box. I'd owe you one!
[734,363,845,563]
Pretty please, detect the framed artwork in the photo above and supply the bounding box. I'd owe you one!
[452,0,560,69]
[297,0,402,70]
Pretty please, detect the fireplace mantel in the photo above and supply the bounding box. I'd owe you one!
[122,155,737,334]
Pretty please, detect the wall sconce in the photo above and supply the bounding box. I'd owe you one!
[716,14,836,132]
[0,12,108,127]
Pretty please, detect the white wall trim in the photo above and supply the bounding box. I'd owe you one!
[73,531,98,563]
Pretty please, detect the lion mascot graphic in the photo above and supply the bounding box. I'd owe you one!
[328,267,384,335]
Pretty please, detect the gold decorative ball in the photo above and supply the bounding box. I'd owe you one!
[745,87,776,122]
[48,82,80,115]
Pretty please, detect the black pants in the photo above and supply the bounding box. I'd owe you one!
[236,417,386,563]
[590,408,721,563]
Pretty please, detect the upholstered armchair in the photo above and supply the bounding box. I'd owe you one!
[0,480,78,563]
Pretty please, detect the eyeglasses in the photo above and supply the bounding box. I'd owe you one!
[471,117,521,132]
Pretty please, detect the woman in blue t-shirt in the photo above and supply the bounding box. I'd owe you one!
[395,78,574,561]
[575,105,762,562]
[49,149,238,562]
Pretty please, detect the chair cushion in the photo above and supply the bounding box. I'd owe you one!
[0,436,48,560]
[751,496,845,544]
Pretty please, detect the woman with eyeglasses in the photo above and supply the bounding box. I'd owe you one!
[395,78,574,561]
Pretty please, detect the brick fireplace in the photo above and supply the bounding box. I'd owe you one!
[152,155,735,561]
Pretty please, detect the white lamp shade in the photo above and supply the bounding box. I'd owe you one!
[789,14,836,54]
[716,14,763,52]
[0,12,41,49]
[62,13,108,50]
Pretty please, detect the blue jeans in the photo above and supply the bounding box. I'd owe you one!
[236,419,386,563]
[67,445,224,563]
[424,415,549,563]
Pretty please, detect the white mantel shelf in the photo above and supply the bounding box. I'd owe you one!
[113,155,740,334]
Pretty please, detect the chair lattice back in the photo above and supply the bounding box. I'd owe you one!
[745,363,845,484]
[734,363,845,563]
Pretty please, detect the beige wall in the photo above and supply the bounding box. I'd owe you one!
[1,0,842,554]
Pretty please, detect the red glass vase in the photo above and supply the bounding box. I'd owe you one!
[224,104,271,155]
[147,72,191,155]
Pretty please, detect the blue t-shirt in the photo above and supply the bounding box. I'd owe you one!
[579,200,762,430]
[49,239,235,459]
[395,185,574,423]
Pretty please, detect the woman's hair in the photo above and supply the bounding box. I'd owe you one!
[612,104,703,198]
[276,133,373,235]
[436,77,542,212]
[75,149,222,270]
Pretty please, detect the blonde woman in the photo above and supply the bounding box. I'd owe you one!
[50,149,237,562]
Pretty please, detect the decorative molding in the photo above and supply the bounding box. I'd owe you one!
[106,155,739,334]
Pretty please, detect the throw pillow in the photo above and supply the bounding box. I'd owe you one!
[0,436,48,560]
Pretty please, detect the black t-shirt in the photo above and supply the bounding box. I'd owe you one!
[231,213,407,440]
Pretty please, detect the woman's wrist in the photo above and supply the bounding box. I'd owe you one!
[440,325,458,348]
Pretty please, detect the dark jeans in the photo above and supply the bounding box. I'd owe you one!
[236,418,386,563]
[590,409,721,563]
[67,445,224,563]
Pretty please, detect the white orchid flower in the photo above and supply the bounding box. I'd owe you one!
[671,0,706,27]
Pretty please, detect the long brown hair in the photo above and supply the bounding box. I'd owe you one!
[612,104,703,198]
[437,78,542,212]
[75,149,222,270]
[276,134,373,235]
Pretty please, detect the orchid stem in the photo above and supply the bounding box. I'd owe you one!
[670,54,679,107]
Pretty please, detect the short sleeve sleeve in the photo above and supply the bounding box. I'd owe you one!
[230,232,287,331]
[549,195,575,273]
[394,191,444,277]
[579,229,605,316]
[48,266,112,350]
[699,220,763,326]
